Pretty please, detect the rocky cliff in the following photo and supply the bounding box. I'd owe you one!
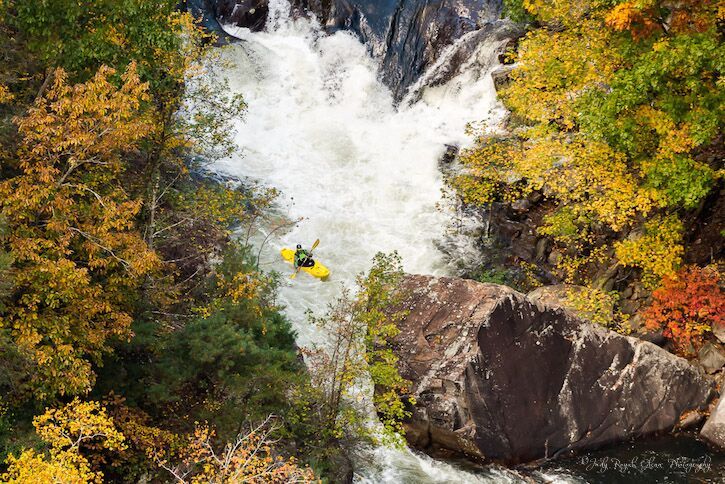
[393,275,715,464]
[209,0,515,101]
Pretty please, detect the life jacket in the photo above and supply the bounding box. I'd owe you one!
[294,249,309,263]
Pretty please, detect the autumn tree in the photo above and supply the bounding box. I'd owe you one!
[456,0,723,296]
[154,417,317,483]
[140,244,305,438]
[0,64,158,400]
[0,0,340,479]
[303,253,413,450]
[3,0,246,308]
[2,399,126,483]
[643,265,724,356]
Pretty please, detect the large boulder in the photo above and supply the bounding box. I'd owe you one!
[701,380,725,451]
[393,275,715,464]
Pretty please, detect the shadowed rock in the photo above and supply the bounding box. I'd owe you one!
[209,0,516,101]
[215,0,269,31]
[393,275,715,464]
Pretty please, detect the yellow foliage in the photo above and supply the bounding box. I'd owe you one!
[34,398,126,453]
[0,84,12,104]
[3,399,126,484]
[503,20,621,128]
[615,215,684,288]
[462,135,655,233]
[565,286,631,333]
[453,137,522,205]
[527,138,655,231]
[455,0,718,303]
[2,449,98,484]
[522,0,606,26]
[0,64,159,399]
[154,421,317,483]
[222,272,262,304]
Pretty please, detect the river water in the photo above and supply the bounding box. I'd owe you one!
[209,1,724,482]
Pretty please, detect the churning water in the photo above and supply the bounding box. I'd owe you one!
[205,2,725,482]
[210,1,559,481]
[215,0,507,344]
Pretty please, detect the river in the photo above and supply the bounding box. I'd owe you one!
[208,1,724,482]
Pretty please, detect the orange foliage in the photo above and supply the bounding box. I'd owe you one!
[605,2,661,39]
[606,0,719,39]
[643,265,724,356]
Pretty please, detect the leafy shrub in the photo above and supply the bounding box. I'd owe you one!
[643,265,724,356]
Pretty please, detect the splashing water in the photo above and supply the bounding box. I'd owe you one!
[210,1,558,482]
[215,2,507,344]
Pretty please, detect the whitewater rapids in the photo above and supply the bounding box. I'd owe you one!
[210,1,563,482]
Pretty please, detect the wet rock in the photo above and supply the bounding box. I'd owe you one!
[490,62,517,90]
[548,249,562,266]
[527,190,544,204]
[393,275,715,464]
[534,237,549,262]
[701,381,725,451]
[510,198,531,213]
[528,284,579,309]
[620,298,641,316]
[676,410,706,431]
[186,0,238,43]
[440,144,459,164]
[235,0,518,101]
[698,343,725,374]
[216,0,269,31]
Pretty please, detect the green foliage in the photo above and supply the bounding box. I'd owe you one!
[642,154,714,209]
[502,0,535,24]
[303,253,413,455]
[0,1,322,477]
[473,267,510,285]
[453,0,722,291]
[95,244,304,437]
[358,252,413,441]
[5,0,196,92]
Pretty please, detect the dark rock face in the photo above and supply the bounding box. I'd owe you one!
[215,0,269,31]
[394,275,715,464]
[208,0,515,100]
[373,0,503,100]
[185,0,237,43]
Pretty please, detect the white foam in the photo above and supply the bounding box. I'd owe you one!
[211,2,516,481]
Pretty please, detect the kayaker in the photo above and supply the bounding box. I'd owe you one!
[294,244,315,268]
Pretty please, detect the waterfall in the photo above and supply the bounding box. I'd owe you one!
[208,1,569,481]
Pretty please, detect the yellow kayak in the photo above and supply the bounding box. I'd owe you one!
[281,248,330,279]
